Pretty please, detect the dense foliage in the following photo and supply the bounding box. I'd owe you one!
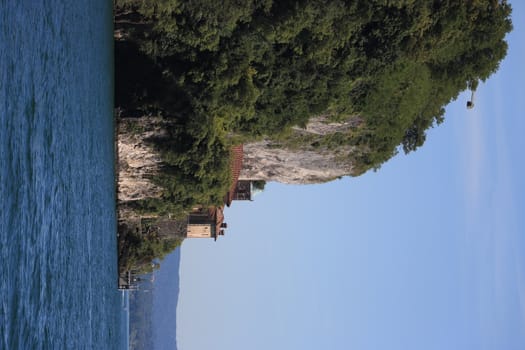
[115,0,512,179]
[118,219,183,273]
[146,118,232,215]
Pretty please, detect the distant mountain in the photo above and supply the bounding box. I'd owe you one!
[152,248,181,350]
[129,247,181,350]
[129,280,154,350]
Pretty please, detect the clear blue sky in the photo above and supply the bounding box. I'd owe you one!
[172,4,525,350]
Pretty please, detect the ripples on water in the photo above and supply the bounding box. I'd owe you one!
[0,1,123,349]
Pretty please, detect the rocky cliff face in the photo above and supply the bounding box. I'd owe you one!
[117,117,164,207]
[240,140,355,184]
[117,115,362,206]
[240,116,361,184]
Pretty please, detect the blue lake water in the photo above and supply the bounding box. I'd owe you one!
[0,1,125,349]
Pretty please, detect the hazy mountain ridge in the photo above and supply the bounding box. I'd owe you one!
[129,248,181,350]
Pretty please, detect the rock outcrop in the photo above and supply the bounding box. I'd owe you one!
[117,117,164,205]
[117,115,362,203]
[240,140,355,184]
[240,115,361,184]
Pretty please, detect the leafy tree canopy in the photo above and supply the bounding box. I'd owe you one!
[116,0,512,172]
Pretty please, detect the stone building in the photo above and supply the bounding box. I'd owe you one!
[187,206,227,241]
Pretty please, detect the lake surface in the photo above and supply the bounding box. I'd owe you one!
[0,1,125,348]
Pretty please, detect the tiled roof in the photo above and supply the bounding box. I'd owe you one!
[225,145,243,206]
[189,145,242,241]
[207,206,225,241]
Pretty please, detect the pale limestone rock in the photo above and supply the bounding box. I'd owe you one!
[241,116,361,184]
[117,118,163,203]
